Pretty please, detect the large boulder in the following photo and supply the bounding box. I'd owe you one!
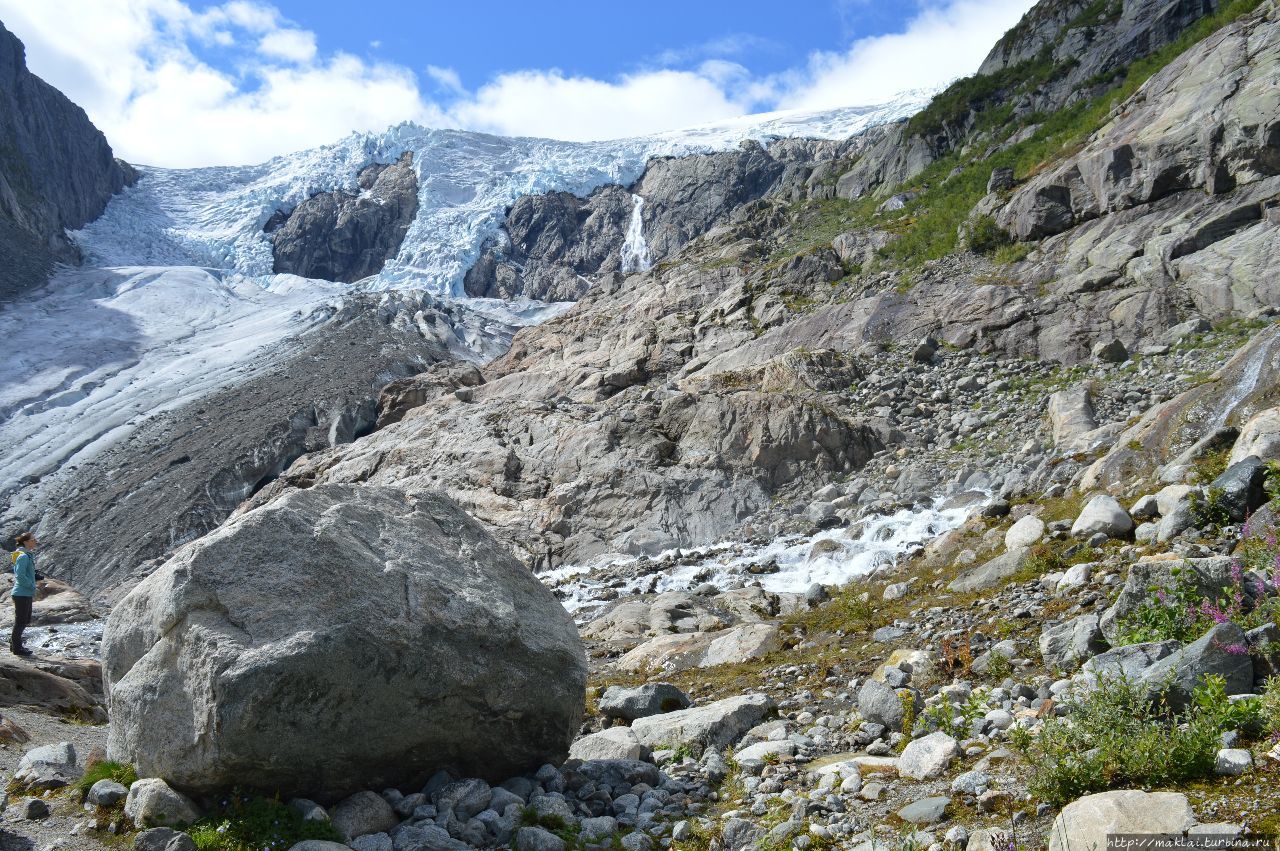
[1047,385,1098,449]
[1048,791,1195,851]
[103,484,586,799]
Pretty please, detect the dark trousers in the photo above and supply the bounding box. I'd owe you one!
[11,595,32,650]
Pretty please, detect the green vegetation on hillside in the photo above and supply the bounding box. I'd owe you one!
[771,0,1265,276]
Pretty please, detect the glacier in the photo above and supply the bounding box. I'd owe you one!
[1,90,932,513]
[72,90,935,297]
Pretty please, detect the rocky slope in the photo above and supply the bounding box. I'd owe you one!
[0,21,133,302]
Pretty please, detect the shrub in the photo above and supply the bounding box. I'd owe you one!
[985,651,1014,682]
[1260,676,1280,741]
[1013,675,1227,805]
[1188,487,1231,529]
[186,793,342,851]
[965,216,1013,254]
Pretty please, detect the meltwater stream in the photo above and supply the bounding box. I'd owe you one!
[541,495,982,617]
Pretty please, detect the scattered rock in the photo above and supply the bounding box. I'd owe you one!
[1071,495,1133,539]
[124,779,201,828]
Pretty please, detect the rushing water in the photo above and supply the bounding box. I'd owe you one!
[541,494,982,616]
[620,195,652,274]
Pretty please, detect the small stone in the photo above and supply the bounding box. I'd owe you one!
[515,826,566,851]
[1214,748,1252,776]
[124,779,201,828]
[134,827,198,851]
[88,779,129,807]
[897,797,950,825]
[898,732,960,780]
[329,790,398,841]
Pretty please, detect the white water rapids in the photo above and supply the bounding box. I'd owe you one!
[541,495,981,617]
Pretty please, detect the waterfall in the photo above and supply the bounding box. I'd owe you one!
[620,194,652,274]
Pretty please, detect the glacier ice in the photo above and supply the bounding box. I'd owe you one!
[72,89,935,298]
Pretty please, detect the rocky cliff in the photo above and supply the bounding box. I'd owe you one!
[0,21,133,301]
[271,151,419,283]
[464,137,869,302]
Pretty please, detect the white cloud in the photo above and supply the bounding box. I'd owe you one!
[450,68,749,141]
[425,64,465,96]
[780,0,1036,109]
[257,28,316,64]
[0,0,1037,167]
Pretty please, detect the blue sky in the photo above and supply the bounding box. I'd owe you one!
[219,1,911,90]
[0,0,1035,167]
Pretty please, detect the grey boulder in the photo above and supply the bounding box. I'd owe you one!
[123,779,201,828]
[630,694,774,751]
[104,484,586,799]
[330,791,398,842]
[598,683,692,721]
[134,828,198,851]
[1209,456,1267,521]
[1137,622,1254,710]
[1071,495,1133,539]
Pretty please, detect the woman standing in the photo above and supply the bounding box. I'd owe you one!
[10,532,37,656]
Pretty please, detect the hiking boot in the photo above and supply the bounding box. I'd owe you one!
[10,645,32,657]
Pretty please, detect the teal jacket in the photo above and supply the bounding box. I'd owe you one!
[12,550,35,598]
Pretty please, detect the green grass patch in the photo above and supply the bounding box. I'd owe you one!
[186,794,342,851]
[75,761,138,800]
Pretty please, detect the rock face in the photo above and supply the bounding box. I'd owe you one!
[0,21,134,301]
[103,484,586,798]
[463,186,633,301]
[272,152,419,283]
[465,137,867,302]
